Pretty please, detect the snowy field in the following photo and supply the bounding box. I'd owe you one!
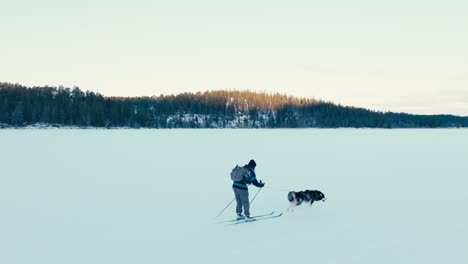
[1,129,467,264]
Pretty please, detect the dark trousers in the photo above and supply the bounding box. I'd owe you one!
[233,188,250,217]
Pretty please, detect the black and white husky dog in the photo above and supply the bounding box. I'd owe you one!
[287,190,326,211]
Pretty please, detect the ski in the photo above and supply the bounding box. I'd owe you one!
[216,211,275,224]
[224,213,283,226]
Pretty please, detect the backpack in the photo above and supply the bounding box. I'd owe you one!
[230,165,249,182]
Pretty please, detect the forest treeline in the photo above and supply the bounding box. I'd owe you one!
[1,82,467,128]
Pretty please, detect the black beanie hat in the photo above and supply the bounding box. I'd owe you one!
[247,159,256,168]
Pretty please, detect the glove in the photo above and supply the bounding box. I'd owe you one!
[259,180,265,187]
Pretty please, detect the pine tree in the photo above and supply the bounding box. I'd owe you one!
[11,102,25,126]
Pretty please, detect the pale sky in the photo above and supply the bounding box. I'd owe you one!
[1,0,467,115]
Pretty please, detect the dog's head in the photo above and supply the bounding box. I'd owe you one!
[313,190,326,202]
[302,190,326,202]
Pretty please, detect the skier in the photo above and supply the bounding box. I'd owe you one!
[232,159,265,221]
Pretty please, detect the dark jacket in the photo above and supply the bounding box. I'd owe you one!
[232,165,264,190]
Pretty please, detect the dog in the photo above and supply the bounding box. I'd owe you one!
[287,190,326,211]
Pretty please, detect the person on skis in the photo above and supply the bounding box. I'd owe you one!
[232,159,265,221]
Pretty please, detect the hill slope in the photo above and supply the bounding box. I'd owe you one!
[1,82,467,128]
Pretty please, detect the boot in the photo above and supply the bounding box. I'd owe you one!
[244,215,256,222]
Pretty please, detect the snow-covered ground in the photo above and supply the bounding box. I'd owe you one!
[1,129,467,264]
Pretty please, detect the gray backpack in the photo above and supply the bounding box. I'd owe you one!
[230,165,248,181]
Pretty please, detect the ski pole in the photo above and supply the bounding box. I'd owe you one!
[249,187,263,206]
[214,198,235,219]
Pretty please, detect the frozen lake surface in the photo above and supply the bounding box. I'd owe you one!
[1,129,467,264]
